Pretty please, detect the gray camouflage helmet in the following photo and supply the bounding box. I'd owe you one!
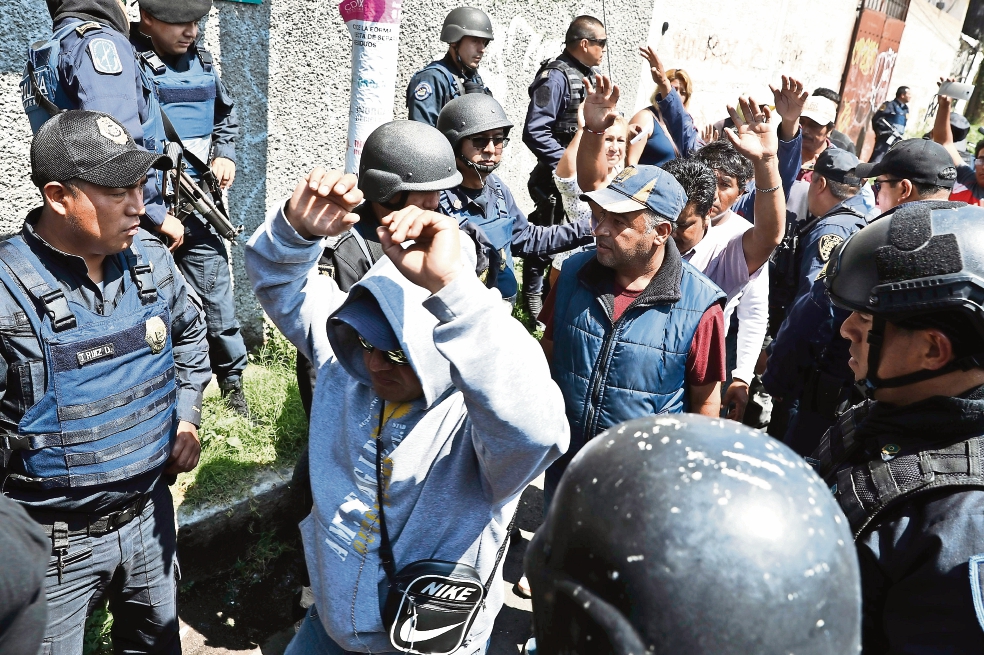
[437,94,513,150]
[440,7,494,43]
[358,121,462,204]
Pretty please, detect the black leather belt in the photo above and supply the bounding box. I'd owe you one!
[29,493,150,539]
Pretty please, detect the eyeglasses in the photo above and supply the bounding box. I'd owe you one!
[975,157,984,168]
[468,135,510,150]
[872,178,902,196]
[585,38,608,47]
[357,334,409,366]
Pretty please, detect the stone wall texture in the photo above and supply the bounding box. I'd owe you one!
[0,0,973,345]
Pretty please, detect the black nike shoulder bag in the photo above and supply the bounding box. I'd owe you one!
[375,415,516,655]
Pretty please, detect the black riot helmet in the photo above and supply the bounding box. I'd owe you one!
[437,95,512,176]
[824,201,984,394]
[526,414,861,655]
[358,120,462,206]
[139,0,212,23]
[440,7,494,43]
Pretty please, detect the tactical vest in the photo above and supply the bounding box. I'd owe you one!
[423,61,486,100]
[137,46,216,180]
[551,250,724,445]
[440,179,517,298]
[534,57,585,146]
[21,20,167,167]
[770,206,867,327]
[816,403,984,539]
[0,238,177,489]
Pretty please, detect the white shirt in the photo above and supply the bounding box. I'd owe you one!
[683,211,769,384]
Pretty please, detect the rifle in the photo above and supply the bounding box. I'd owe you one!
[163,141,243,242]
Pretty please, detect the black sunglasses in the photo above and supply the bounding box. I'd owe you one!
[872,178,902,196]
[468,135,510,149]
[585,38,608,47]
[357,334,409,366]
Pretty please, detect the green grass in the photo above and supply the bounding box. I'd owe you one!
[82,601,113,655]
[175,323,308,508]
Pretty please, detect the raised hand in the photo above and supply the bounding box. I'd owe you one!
[639,45,671,97]
[770,75,808,141]
[770,75,807,123]
[701,123,719,144]
[582,74,620,134]
[285,168,363,239]
[377,206,463,294]
[724,96,779,162]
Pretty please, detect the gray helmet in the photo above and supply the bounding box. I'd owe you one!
[825,201,984,392]
[526,414,862,655]
[440,7,494,43]
[358,121,462,204]
[437,94,513,150]
[139,0,212,23]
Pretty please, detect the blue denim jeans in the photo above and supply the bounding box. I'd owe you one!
[174,215,248,384]
[286,605,490,655]
[39,483,180,655]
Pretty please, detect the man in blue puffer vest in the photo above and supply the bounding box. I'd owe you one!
[131,0,252,416]
[539,163,727,505]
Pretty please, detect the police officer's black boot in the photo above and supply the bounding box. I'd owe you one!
[219,378,253,421]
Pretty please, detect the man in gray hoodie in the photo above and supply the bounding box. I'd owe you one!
[245,167,568,654]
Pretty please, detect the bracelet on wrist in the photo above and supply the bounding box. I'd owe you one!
[582,126,606,135]
[755,183,781,194]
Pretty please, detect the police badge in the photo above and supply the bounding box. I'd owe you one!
[818,234,843,263]
[145,316,167,354]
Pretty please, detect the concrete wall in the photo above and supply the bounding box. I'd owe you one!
[0,0,970,345]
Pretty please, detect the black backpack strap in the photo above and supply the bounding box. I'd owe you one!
[0,240,76,332]
[374,407,519,592]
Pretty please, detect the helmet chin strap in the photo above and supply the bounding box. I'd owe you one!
[461,156,498,176]
[451,43,477,76]
[857,316,983,398]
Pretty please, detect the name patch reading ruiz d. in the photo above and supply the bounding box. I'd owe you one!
[77,343,115,367]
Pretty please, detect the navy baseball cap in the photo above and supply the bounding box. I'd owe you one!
[853,139,957,188]
[803,148,862,186]
[331,293,402,352]
[581,165,689,222]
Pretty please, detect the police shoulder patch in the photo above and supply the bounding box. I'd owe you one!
[818,233,843,263]
[968,554,984,631]
[878,102,888,112]
[88,39,123,75]
[414,81,433,101]
[75,22,102,37]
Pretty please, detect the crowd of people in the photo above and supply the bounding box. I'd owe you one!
[2,1,984,654]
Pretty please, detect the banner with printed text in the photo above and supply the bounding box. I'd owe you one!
[340,0,403,173]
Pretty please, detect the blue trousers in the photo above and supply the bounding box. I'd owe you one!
[174,215,248,384]
[287,605,489,655]
[39,484,180,655]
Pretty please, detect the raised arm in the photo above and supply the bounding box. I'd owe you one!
[931,85,966,168]
[379,206,569,502]
[727,97,784,274]
[576,74,620,192]
[245,169,363,367]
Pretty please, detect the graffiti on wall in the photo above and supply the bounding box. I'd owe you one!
[836,9,905,158]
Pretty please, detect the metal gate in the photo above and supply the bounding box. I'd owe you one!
[835,0,909,160]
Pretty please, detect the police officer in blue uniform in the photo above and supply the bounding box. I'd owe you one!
[870,85,909,164]
[24,0,186,253]
[131,0,251,415]
[437,94,594,303]
[763,148,873,455]
[405,7,493,127]
[816,202,984,653]
[1,111,209,653]
[521,15,605,317]
[765,140,960,457]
